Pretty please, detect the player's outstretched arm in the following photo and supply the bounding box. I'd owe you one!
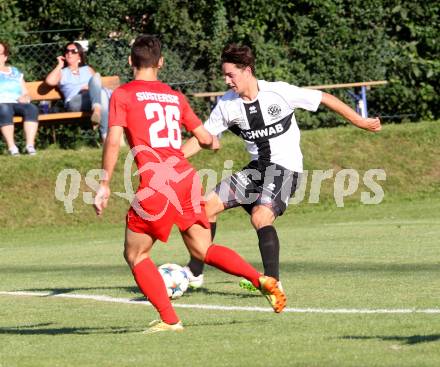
[320,92,381,132]
[94,126,124,216]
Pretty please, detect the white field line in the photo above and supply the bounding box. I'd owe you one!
[1,291,439,314]
[324,220,440,226]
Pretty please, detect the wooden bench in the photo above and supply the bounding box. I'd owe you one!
[192,80,388,118]
[13,76,120,124]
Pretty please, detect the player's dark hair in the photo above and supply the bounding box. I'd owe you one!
[0,40,10,57]
[63,41,87,67]
[131,34,162,69]
[221,43,255,75]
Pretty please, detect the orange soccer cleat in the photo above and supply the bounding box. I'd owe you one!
[258,276,287,313]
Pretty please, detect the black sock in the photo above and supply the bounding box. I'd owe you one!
[187,256,204,277]
[210,222,217,241]
[257,225,280,280]
[186,222,216,277]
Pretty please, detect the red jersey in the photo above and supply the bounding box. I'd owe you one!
[109,80,202,187]
[109,80,208,241]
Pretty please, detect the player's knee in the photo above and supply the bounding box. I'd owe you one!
[123,248,130,264]
[123,248,135,268]
[123,247,148,269]
[250,217,265,230]
[204,202,217,217]
[205,193,224,217]
[250,208,275,229]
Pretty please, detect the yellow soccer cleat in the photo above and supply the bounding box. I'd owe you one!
[143,320,184,334]
[258,276,287,313]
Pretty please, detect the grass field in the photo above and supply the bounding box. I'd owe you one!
[1,197,440,367]
[1,121,439,366]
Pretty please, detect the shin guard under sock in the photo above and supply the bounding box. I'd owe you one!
[132,258,179,325]
[204,244,260,288]
[257,225,280,280]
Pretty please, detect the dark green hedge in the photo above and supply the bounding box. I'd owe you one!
[3,0,439,131]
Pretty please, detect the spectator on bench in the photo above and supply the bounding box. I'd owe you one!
[45,41,110,142]
[0,41,39,156]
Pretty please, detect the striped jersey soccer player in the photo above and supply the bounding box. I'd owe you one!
[93,35,286,334]
[183,43,382,290]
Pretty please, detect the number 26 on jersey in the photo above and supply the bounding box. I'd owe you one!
[145,103,181,149]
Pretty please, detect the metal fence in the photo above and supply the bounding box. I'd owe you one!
[13,41,65,81]
[5,27,131,83]
[9,37,198,89]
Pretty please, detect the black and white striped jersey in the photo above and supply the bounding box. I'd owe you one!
[204,80,322,172]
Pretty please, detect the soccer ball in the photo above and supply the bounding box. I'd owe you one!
[158,263,190,299]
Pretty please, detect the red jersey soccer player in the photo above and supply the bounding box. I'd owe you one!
[93,34,286,334]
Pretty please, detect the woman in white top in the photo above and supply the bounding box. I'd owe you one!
[45,41,110,141]
[0,41,39,156]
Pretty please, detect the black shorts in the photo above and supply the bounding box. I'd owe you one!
[214,161,299,217]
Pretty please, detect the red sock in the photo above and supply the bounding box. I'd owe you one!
[204,244,261,288]
[132,258,179,325]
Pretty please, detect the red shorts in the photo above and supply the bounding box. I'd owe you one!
[126,169,209,242]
